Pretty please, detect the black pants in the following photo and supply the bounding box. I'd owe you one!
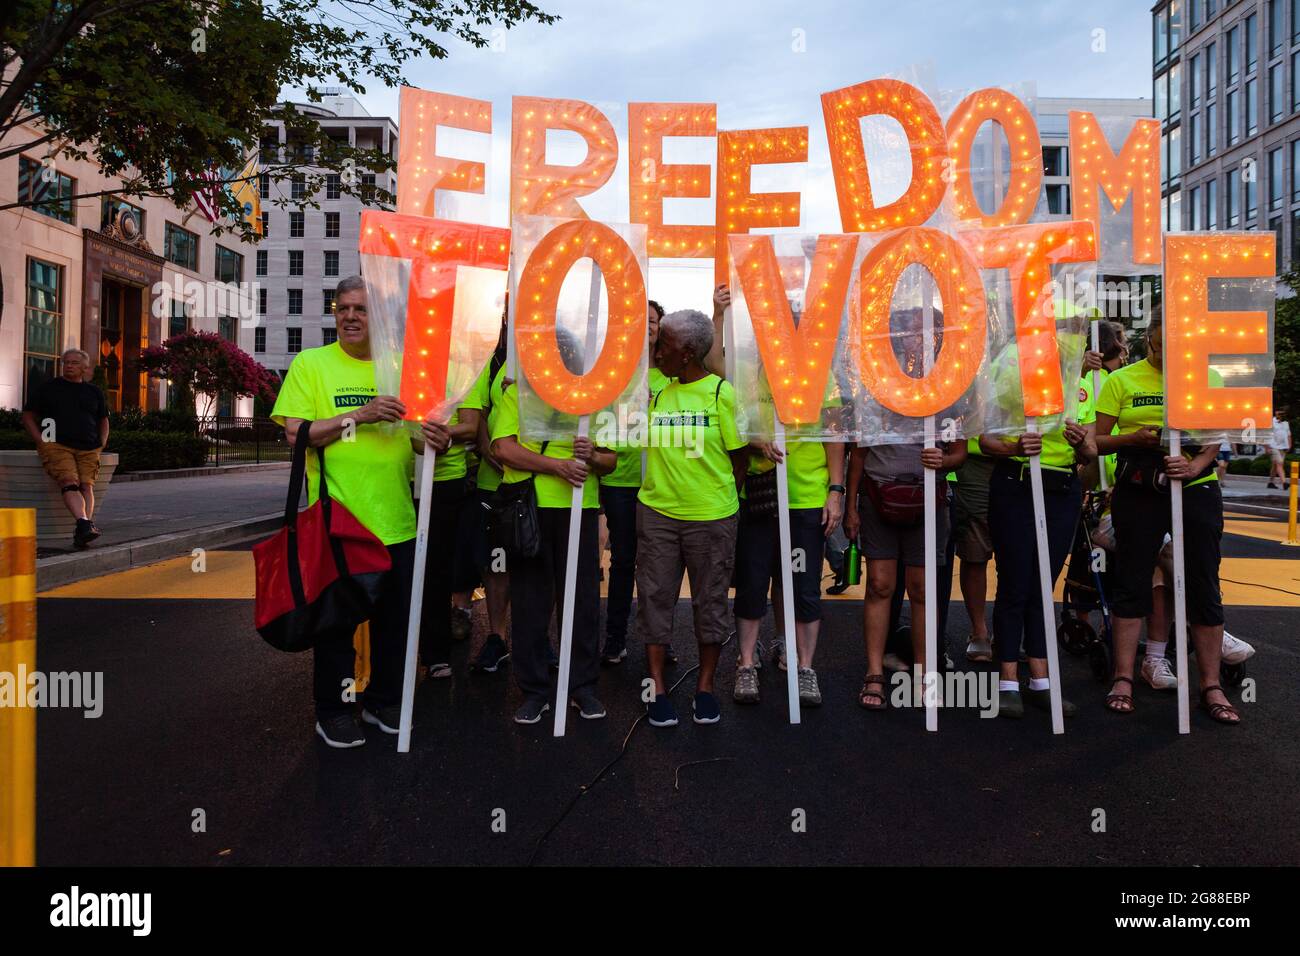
[313,538,414,718]
[600,484,639,641]
[1110,478,1224,626]
[450,477,482,593]
[508,507,602,701]
[887,493,957,661]
[733,504,825,623]
[988,462,1081,663]
[419,477,468,667]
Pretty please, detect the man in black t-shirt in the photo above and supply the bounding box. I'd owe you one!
[21,349,110,548]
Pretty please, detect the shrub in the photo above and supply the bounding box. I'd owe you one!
[105,431,208,472]
[0,428,30,450]
[109,406,198,433]
[0,408,23,430]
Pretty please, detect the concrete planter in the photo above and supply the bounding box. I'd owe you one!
[0,450,119,548]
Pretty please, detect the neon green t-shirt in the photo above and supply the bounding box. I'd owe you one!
[639,373,746,521]
[490,382,600,509]
[602,366,672,489]
[1082,368,1118,488]
[432,362,489,482]
[475,364,508,493]
[1097,358,1218,487]
[1004,376,1097,470]
[745,440,830,510]
[271,342,416,545]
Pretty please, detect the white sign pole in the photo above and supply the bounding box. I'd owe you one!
[397,443,437,753]
[922,282,938,732]
[1091,319,1108,492]
[773,418,801,725]
[553,263,603,737]
[1169,428,1191,735]
[1026,418,1065,735]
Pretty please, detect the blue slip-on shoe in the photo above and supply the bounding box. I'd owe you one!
[692,691,721,724]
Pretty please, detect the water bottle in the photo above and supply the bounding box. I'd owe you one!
[845,540,861,586]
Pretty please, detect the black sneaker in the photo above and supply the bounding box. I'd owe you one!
[361,705,401,734]
[73,518,100,549]
[692,691,721,724]
[514,697,551,724]
[647,694,679,727]
[471,634,510,673]
[569,687,607,720]
[601,634,628,665]
[316,713,365,748]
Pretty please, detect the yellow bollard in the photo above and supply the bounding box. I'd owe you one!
[353,622,371,693]
[1286,461,1300,546]
[0,509,37,867]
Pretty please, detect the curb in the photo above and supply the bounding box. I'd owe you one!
[112,462,291,482]
[36,513,281,592]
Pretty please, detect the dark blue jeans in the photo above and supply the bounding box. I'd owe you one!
[988,461,1081,664]
[600,484,639,642]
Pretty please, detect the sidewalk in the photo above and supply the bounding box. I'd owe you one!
[37,467,297,590]
[1220,472,1298,516]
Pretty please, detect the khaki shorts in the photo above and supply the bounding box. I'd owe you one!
[951,456,995,563]
[635,503,737,646]
[38,442,101,486]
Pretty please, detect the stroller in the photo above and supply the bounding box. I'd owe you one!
[1058,490,1114,682]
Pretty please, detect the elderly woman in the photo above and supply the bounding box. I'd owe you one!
[638,309,749,726]
[489,329,617,725]
[1095,314,1239,724]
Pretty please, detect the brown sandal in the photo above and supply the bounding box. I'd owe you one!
[1105,676,1135,715]
[859,674,887,710]
[1200,685,1241,725]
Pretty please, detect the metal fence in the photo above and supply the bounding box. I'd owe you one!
[196,416,291,466]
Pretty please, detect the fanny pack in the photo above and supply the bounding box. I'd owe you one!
[862,473,937,527]
[1115,448,1170,494]
[744,469,779,518]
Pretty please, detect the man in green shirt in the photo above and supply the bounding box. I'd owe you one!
[272,275,451,748]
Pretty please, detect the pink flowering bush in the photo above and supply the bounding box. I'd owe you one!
[140,331,279,411]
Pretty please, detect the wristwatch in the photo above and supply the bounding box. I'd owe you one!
[828,483,846,495]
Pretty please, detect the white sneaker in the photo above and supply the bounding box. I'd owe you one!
[882,652,909,673]
[965,637,992,662]
[1221,631,1255,665]
[1141,655,1178,690]
[770,637,787,672]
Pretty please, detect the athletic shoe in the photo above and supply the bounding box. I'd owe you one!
[771,637,788,672]
[470,634,510,673]
[1221,631,1256,665]
[361,705,401,735]
[316,713,365,748]
[73,518,100,549]
[569,687,607,720]
[965,636,993,662]
[450,606,473,641]
[998,690,1024,719]
[1025,687,1078,717]
[883,652,909,673]
[427,661,452,679]
[1141,655,1178,690]
[513,697,551,725]
[797,667,822,706]
[647,694,679,727]
[692,691,721,724]
[601,635,628,665]
[1268,481,1280,489]
[733,665,760,704]
[826,565,850,595]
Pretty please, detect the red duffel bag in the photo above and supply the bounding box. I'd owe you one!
[253,420,391,651]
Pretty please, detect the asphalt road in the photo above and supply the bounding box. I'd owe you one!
[33,536,1300,866]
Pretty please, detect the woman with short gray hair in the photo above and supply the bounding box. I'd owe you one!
[637,309,749,727]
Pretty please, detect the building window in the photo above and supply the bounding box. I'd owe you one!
[1046,183,1070,215]
[288,289,302,315]
[169,298,190,338]
[323,289,336,315]
[23,258,63,402]
[18,157,75,224]
[1156,6,1169,66]
[324,250,339,277]
[1156,71,1169,123]
[256,249,268,276]
[289,211,304,238]
[1191,185,1202,230]
[322,327,338,346]
[1228,89,1240,145]
[1229,25,1240,83]
[215,244,243,283]
[361,173,376,203]
[1294,0,1300,44]
[1293,140,1300,201]
[325,212,340,238]
[1168,190,1182,232]
[326,174,341,200]
[163,223,198,271]
[1192,53,1202,108]
[1206,101,1217,156]
[1042,146,1068,177]
[1270,0,1283,58]
[1170,1,1183,54]
[1207,41,1216,96]
[1190,0,1201,34]
[289,250,304,276]
[102,197,145,237]
[254,327,266,353]
[1190,113,1201,165]
[1271,147,1284,211]
[259,173,270,200]
[258,287,267,314]
[1228,167,1241,226]
[218,314,236,343]
[287,327,302,354]
[261,211,269,238]
[1271,64,1284,123]
[1247,77,1259,134]
[1247,12,1258,73]
[1247,163,1259,221]
[1168,126,1182,180]
[1272,216,1284,264]
[1292,210,1300,265]
[1294,52,1300,113]
[1206,177,1217,229]
[291,174,306,201]
[1170,62,1182,117]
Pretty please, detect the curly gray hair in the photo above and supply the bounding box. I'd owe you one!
[661,309,714,362]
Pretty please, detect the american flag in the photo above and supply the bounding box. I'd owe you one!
[190,164,222,223]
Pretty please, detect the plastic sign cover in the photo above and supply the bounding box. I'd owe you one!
[359,211,509,425]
